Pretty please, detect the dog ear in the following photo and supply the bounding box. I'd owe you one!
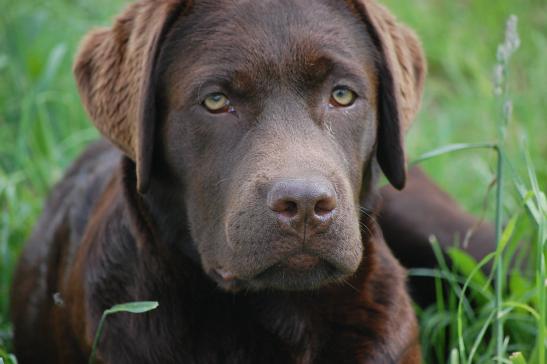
[73,0,187,193]
[351,0,426,189]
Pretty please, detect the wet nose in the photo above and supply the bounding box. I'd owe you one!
[267,178,337,233]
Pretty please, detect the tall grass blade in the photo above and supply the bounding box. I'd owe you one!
[410,143,497,166]
[88,301,159,364]
[509,352,528,364]
[522,141,547,364]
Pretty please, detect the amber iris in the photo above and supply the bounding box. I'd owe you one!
[330,87,356,107]
[203,93,230,113]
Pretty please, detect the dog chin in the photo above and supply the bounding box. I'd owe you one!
[250,259,351,291]
[210,258,353,292]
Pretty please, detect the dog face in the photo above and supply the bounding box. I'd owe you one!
[157,0,379,290]
[74,0,425,291]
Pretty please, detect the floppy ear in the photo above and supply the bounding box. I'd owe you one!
[73,0,188,193]
[351,0,426,190]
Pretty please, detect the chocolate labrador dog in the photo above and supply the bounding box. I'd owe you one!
[10,0,494,363]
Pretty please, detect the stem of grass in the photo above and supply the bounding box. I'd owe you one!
[88,312,108,364]
[537,218,546,364]
[495,146,505,360]
[492,15,520,359]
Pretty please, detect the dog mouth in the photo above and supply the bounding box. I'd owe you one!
[211,250,352,292]
[284,253,321,270]
[251,257,344,291]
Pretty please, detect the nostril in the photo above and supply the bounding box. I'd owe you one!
[271,199,298,218]
[314,196,336,217]
[284,200,298,217]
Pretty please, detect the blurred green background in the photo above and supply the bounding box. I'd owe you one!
[0,0,545,361]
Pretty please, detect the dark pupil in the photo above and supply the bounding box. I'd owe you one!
[335,89,347,98]
[211,94,223,102]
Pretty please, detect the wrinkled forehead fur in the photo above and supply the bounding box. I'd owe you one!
[159,0,378,104]
[74,0,425,193]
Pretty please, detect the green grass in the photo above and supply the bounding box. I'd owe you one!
[0,0,545,363]
[88,301,159,364]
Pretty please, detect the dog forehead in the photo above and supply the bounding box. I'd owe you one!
[160,0,376,93]
[182,0,367,47]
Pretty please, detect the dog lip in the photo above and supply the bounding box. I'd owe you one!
[214,268,238,282]
[284,253,321,270]
[210,268,244,292]
[249,249,343,280]
[241,246,356,281]
[248,258,345,291]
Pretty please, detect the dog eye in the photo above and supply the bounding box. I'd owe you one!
[330,87,357,107]
[203,93,231,113]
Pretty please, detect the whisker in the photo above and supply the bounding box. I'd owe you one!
[359,221,373,237]
[341,278,360,293]
[359,206,378,224]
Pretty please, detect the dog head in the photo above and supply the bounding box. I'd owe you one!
[74,0,425,291]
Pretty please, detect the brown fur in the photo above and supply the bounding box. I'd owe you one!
[9,0,438,362]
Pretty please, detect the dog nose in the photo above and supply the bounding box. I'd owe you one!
[267,178,336,233]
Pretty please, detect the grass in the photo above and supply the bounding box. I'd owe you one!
[0,0,545,363]
[88,301,159,364]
